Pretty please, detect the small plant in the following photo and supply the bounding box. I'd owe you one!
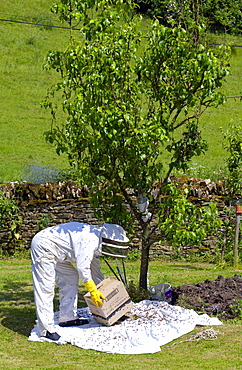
[217,206,237,263]
[22,163,60,184]
[229,299,242,321]
[0,191,22,256]
[127,281,151,303]
[0,191,22,235]
[37,214,50,230]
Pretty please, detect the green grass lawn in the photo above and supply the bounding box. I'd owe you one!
[0,258,241,370]
[0,1,242,183]
[0,1,71,182]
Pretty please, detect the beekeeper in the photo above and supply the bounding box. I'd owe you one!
[30,221,129,341]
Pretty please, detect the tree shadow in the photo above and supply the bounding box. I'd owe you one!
[0,280,36,337]
[168,264,207,270]
[0,280,88,337]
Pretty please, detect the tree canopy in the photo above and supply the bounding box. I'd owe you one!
[44,0,230,288]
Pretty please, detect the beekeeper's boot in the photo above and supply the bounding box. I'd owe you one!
[44,331,61,341]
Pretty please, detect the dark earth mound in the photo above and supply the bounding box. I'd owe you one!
[171,274,242,321]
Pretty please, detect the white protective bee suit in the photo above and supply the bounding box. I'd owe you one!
[30,222,129,337]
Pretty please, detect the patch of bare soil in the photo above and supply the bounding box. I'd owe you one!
[171,274,242,321]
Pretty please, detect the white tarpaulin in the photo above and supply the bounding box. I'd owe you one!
[28,300,222,354]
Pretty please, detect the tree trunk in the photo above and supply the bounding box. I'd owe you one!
[139,227,150,290]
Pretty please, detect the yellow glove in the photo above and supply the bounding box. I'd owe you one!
[84,279,106,307]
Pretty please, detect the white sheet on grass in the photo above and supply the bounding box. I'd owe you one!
[28,300,222,354]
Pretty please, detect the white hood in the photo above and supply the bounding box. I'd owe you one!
[100,223,129,258]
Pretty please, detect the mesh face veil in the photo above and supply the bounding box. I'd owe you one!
[101,224,129,259]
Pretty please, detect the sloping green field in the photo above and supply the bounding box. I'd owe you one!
[0,1,242,183]
[0,1,70,182]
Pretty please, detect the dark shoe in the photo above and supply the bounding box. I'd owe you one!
[59,318,89,327]
[45,331,61,341]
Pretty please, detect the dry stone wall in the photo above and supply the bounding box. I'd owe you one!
[0,178,235,256]
[0,181,99,254]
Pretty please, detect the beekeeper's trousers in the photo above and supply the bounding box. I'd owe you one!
[31,234,104,336]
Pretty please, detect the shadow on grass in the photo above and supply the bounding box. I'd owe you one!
[0,280,36,337]
[0,281,89,337]
[167,264,207,270]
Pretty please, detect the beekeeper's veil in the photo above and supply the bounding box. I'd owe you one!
[101,223,129,258]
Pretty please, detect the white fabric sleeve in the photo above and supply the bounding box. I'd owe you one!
[73,226,103,284]
[75,250,94,283]
[90,256,104,285]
